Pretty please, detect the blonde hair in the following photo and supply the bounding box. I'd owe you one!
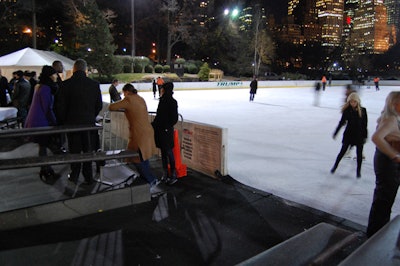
[378,91,400,122]
[341,92,362,117]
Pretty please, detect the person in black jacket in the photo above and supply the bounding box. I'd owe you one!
[249,76,258,101]
[0,69,8,107]
[331,92,368,178]
[11,70,31,125]
[108,79,121,103]
[152,82,179,185]
[54,59,103,185]
[52,60,64,92]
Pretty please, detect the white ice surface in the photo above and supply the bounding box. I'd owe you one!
[105,85,400,226]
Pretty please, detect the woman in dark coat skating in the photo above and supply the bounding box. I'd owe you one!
[331,92,368,178]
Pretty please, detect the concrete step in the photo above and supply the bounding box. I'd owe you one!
[0,180,150,231]
[339,215,400,266]
[237,222,364,266]
[0,230,124,266]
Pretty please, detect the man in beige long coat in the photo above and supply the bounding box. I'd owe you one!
[109,83,163,196]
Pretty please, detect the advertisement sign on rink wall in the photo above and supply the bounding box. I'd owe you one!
[180,121,228,178]
[107,111,228,178]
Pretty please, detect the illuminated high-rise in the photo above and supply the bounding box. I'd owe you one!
[315,0,345,47]
[352,0,390,54]
[385,0,400,27]
[288,0,301,16]
[303,0,320,43]
[385,0,400,42]
[287,0,344,46]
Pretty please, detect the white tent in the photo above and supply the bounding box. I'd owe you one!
[0,47,75,80]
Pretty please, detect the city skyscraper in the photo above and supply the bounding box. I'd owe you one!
[352,0,390,54]
[385,0,400,27]
[385,0,400,42]
[315,0,345,48]
[303,0,320,43]
[287,0,344,46]
[288,0,301,16]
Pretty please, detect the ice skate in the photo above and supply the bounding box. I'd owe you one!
[353,155,366,161]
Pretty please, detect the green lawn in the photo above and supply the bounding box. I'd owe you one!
[90,73,199,83]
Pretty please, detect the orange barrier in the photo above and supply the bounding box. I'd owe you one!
[170,129,187,178]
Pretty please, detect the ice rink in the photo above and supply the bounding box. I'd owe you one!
[105,83,400,227]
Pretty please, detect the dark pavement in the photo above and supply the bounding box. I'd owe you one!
[0,164,366,266]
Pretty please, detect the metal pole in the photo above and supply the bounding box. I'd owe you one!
[32,0,37,49]
[131,0,135,58]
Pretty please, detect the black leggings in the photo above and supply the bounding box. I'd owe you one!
[333,142,364,174]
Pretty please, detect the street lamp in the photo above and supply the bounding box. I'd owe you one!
[32,0,37,48]
[22,28,32,34]
[131,0,135,58]
[224,7,240,19]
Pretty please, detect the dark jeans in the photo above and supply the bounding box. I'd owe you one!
[38,143,53,173]
[17,107,27,126]
[332,142,364,174]
[67,131,98,180]
[161,147,175,177]
[367,149,400,237]
[133,150,157,186]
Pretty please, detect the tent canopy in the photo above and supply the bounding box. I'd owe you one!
[0,47,75,80]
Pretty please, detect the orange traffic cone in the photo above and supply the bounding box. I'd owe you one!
[169,129,187,178]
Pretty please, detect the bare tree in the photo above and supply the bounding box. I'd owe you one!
[160,0,191,65]
[252,6,275,76]
[0,1,19,23]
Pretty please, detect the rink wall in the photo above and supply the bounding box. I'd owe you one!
[100,80,333,94]
[100,79,400,95]
[101,105,228,178]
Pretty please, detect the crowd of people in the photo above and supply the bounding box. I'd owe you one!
[0,60,179,198]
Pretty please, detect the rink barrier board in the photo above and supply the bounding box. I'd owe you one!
[98,80,391,94]
[107,111,228,178]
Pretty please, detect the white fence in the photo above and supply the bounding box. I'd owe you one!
[100,80,400,95]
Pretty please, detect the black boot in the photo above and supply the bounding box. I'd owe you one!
[330,164,337,174]
[39,167,60,184]
[357,167,361,178]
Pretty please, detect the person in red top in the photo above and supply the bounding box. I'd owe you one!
[156,76,164,97]
[321,75,327,91]
[374,77,380,91]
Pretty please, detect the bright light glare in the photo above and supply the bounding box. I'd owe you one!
[224,9,229,16]
[22,28,32,34]
[232,8,239,17]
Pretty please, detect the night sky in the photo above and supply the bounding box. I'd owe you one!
[96,0,288,24]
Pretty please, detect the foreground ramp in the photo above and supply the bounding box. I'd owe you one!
[237,223,363,266]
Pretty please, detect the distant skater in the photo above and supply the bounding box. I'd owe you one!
[374,76,380,91]
[313,82,321,106]
[249,76,258,101]
[321,75,327,91]
[109,79,121,103]
[156,76,164,97]
[367,91,400,237]
[152,79,157,99]
[331,92,368,178]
